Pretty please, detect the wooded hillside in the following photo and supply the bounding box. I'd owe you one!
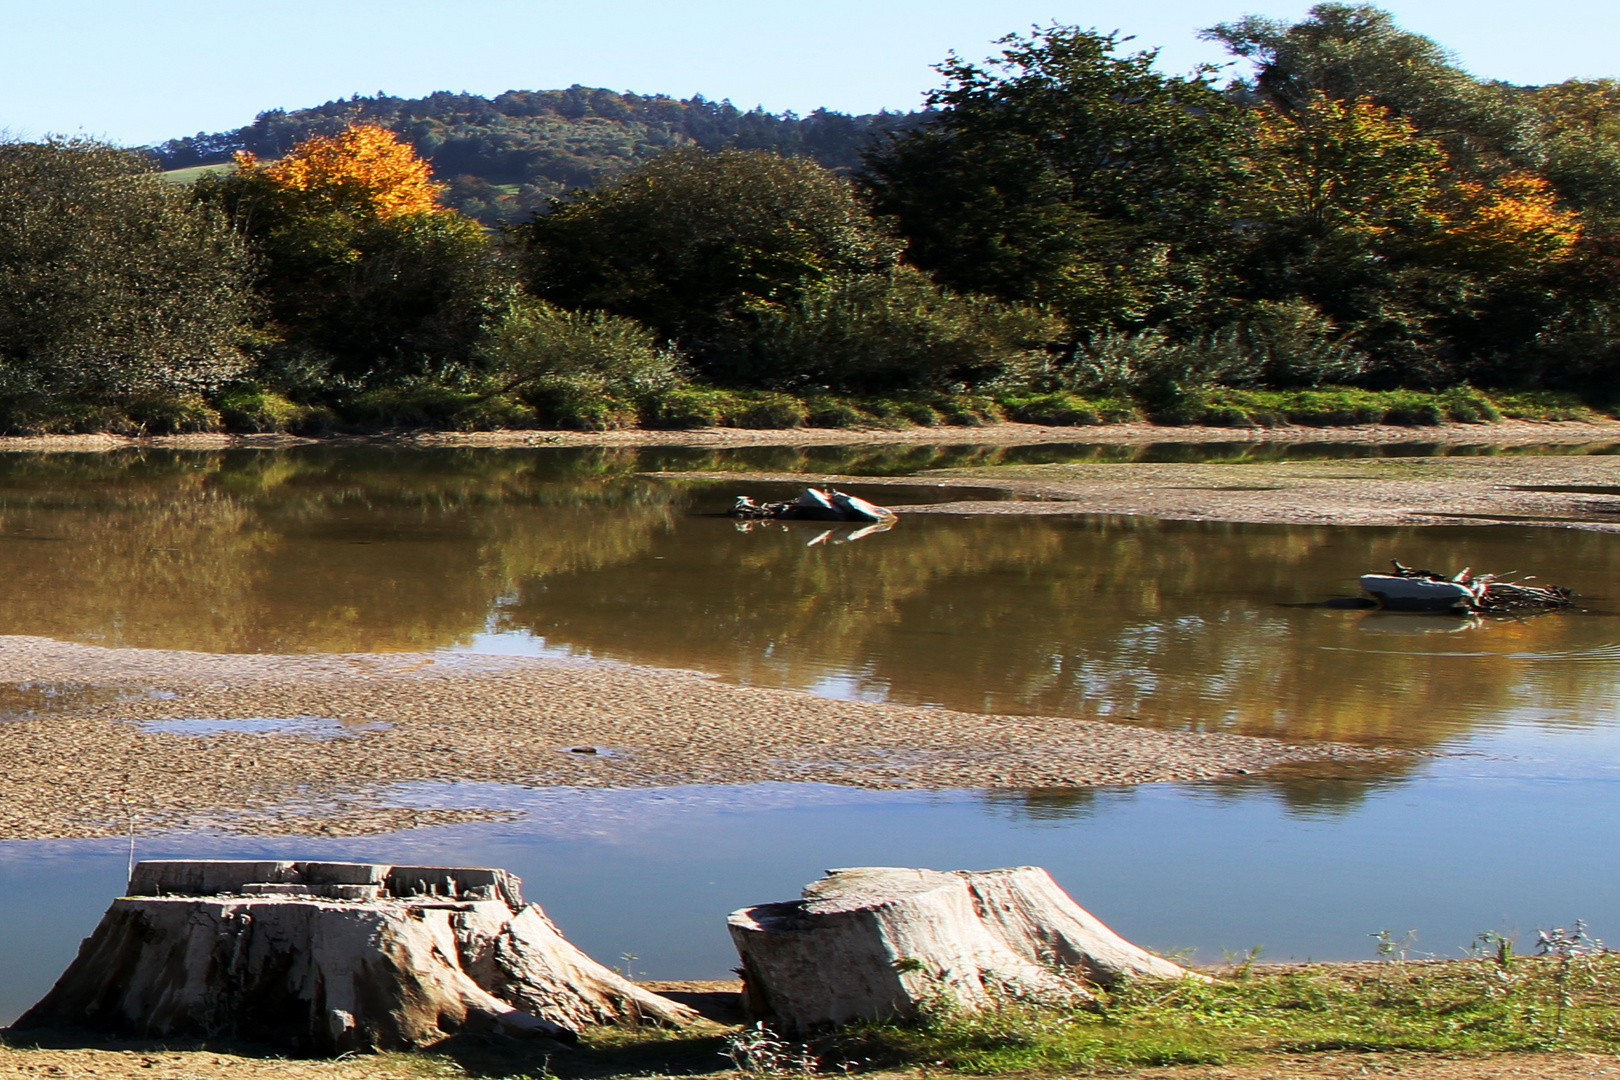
[148,88,926,223]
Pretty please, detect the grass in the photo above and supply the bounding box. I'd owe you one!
[813,954,1620,1075]
[160,163,235,184]
[365,953,1620,1079]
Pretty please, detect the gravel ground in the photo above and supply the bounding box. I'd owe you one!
[0,636,1396,841]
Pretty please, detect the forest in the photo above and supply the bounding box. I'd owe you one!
[4,2,1620,437]
[149,88,927,225]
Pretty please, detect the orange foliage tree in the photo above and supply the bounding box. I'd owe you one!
[234,124,446,218]
[1443,173,1581,268]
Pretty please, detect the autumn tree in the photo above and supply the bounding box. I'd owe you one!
[233,124,446,220]
[199,124,506,387]
[1235,93,1584,382]
[1204,3,1541,175]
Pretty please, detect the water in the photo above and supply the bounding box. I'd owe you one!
[1,444,1619,1022]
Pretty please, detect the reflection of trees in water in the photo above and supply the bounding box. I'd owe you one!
[505,513,1620,811]
[0,447,682,653]
[3,446,1620,814]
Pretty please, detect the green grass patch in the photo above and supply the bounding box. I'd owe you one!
[216,386,337,434]
[160,163,235,185]
[340,387,539,431]
[822,955,1620,1075]
[999,392,1142,426]
[1153,386,1510,428]
[1489,390,1609,421]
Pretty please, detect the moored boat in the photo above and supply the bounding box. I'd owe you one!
[1359,572,1485,612]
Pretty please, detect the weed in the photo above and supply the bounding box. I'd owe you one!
[723,1022,820,1075]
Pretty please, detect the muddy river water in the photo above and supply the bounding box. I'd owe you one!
[0,444,1617,1022]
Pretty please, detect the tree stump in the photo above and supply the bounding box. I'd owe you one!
[14,860,697,1053]
[728,866,1201,1033]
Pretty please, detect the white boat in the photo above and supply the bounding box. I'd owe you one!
[1359,572,1485,612]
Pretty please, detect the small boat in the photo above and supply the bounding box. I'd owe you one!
[1359,571,1485,612]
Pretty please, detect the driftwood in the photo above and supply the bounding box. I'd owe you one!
[728,866,1199,1033]
[15,860,697,1053]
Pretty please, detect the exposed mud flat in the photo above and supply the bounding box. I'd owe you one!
[0,636,1398,841]
[666,452,1620,530]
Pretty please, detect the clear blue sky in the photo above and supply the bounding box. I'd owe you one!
[4,0,1615,148]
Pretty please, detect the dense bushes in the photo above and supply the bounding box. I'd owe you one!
[0,139,253,403]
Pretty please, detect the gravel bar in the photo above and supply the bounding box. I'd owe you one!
[0,636,1398,841]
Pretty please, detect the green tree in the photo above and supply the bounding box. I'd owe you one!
[0,139,253,402]
[860,26,1254,330]
[516,147,900,351]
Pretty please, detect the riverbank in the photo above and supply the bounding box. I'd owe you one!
[0,416,1617,452]
[0,636,1396,841]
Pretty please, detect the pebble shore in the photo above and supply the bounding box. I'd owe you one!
[0,636,1397,841]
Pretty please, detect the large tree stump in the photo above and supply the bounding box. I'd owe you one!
[14,860,697,1053]
[728,866,1201,1033]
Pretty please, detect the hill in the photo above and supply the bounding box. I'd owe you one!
[147,87,927,224]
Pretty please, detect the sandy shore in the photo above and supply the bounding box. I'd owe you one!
[0,636,1397,841]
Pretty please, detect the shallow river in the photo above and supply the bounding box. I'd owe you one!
[0,444,1617,1022]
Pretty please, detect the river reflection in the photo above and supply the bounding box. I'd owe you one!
[0,447,1614,777]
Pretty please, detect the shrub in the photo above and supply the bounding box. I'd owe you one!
[724,392,807,429]
[342,387,536,430]
[216,386,336,434]
[1061,329,1260,408]
[123,394,224,434]
[1000,392,1141,425]
[1239,298,1369,388]
[641,387,731,429]
[1489,390,1603,421]
[936,395,1004,426]
[804,398,871,428]
[724,268,1067,394]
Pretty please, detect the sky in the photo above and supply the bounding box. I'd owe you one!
[3,0,1616,148]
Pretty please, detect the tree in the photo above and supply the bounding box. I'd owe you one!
[1234,94,1584,383]
[1528,80,1620,226]
[199,124,506,387]
[860,26,1253,331]
[516,148,900,349]
[1203,4,1541,175]
[234,123,446,219]
[0,139,252,402]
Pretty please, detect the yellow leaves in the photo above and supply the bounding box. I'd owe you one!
[235,124,445,219]
[1445,173,1581,265]
[1246,94,1583,273]
[1248,94,1448,234]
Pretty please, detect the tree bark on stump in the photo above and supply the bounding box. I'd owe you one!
[728,866,1201,1034]
[13,860,697,1054]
